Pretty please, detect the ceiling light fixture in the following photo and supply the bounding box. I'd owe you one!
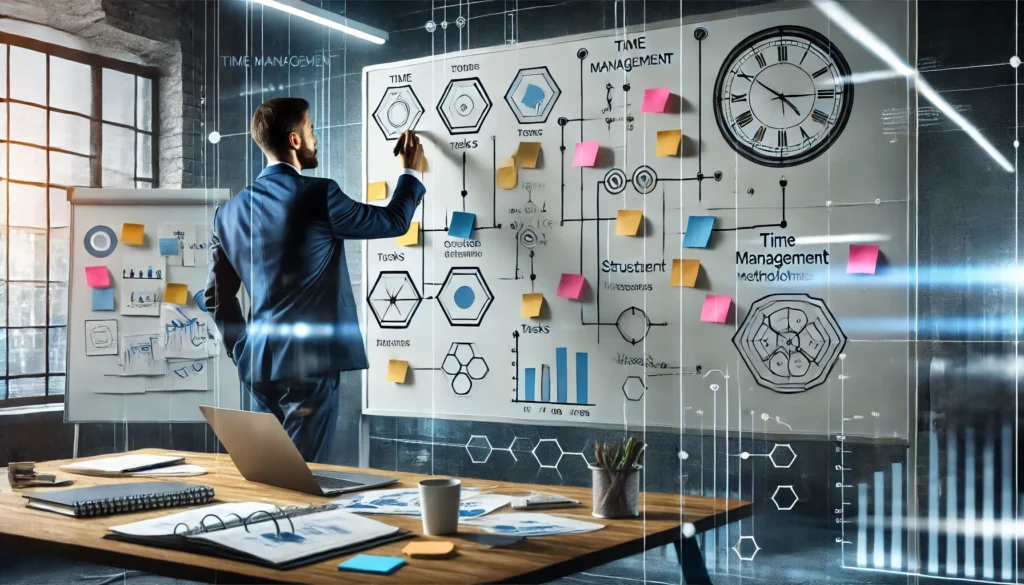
[249,0,388,45]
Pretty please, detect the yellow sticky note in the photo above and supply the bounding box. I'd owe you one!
[671,259,700,287]
[121,223,145,246]
[616,209,643,236]
[397,222,420,247]
[521,293,544,318]
[656,129,682,157]
[387,359,409,383]
[368,181,388,202]
[164,282,188,305]
[497,157,518,190]
[515,142,542,168]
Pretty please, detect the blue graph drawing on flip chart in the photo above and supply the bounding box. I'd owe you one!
[513,336,593,406]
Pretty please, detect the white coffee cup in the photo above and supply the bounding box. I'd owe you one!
[418,478,461,535]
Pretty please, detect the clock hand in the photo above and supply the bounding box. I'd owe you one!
[772,93,814,98]
[754,79,784,98]
[779,95,801,117]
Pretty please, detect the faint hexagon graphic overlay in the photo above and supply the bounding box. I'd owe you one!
[437,77,492,135]
[771,485,798,511]
[532,438,565,469]
[732,293,846,393]
[437,267,495,327]
[622,376,646,401]
[373,85,424,140]
[616,306,652,345]
[367,271,422,329]
[465,434,492,464]
[768,443,797,469]
[732,535,761,561]
[443,342,488,396]
[504,66,561,124]
[511,437,535,453]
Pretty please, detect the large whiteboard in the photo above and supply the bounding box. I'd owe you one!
[362,3,912,437]
[65,188,241,423]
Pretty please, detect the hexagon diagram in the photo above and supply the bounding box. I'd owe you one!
[436,267,494,327]
[437,77,492,135]
[442,342,488,396]
[373,85,424,140]
[504,66,561,124]
[622,376,646,401]
[367,271,422,329]
[732,294,846,393]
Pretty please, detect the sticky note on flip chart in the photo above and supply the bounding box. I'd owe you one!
[557,273,586,300]
[515,142,541,168]
[121,223,144,246]
[92,288,115,311]
[164,283,189,305]
[449,211,476,239]
[387,360,409,383]
[85,266,110,288]
[521,293,544,318]
[616,209,643,236]
[656,129,682,157]
[700,294,732,323]
[497,157,518,190]
[158,238,179,256]
[641,87,671,113]
[671,259,700,288]
[368,181,387,202]
[337,554,405,575]
[683,215,715,248]
[572,141,599,167]
[847,244,880,274]
[397,222,420,247]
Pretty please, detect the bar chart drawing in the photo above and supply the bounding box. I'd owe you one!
[512,331,595,406]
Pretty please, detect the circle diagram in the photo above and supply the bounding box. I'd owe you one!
[441,342,489,395]
[437,267,495,327]
[616,306,652,345]
[84,225,118,258]
[437,78,492,135]
[504,66,561,124]
[732,294,846,393]
[367,271,423,329]
[632,165,658,194]
[373,85,425,140]
[604,168,627,194]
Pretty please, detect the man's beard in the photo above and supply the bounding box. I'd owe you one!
[298,144,318,169]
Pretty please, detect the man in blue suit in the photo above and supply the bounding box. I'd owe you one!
[205,98,424,462]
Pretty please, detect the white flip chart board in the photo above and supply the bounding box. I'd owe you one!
[65,188,241,423]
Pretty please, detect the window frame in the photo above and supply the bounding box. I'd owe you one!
[0,31,160,408]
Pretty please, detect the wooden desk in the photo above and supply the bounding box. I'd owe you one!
[0,449,750,584]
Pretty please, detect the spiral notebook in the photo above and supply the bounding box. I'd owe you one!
[24,482,215,518]
[106,502,411,569]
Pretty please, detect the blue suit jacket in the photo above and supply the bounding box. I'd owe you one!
[205,165,424,384]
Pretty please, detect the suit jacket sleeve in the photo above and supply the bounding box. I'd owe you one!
[204,208,245,360]
[326,173,425,240]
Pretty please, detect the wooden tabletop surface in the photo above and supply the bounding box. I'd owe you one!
[0,449,750,584]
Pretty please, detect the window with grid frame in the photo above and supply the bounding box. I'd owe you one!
[0,32,158,407]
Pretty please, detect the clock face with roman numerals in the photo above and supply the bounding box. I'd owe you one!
[713,26,854,168]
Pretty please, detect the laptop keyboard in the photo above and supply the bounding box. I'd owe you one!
[315,475,362,490]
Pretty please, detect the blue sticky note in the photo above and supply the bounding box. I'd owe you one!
[92,288,115,311]
[159,237,179,256]
[338,554,405,575]
[521,83,546,109]
[449,211,476,239]
[683,215,715,248]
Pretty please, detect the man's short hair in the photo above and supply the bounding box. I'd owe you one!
[251,97,310,156]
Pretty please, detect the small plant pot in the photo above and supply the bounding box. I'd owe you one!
[590,465,641,519]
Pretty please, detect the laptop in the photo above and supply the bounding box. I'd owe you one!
[199,406,398,496]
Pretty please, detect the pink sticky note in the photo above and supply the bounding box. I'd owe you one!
[847,244,880,275]
[85,266,110,289]
[572,141,600,167]
[700,294,732,324]
[641,87,671,113]
[557,273,586,300]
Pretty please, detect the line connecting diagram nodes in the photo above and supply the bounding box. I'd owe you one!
[366,271,422,329]
[437,267,495,326]
[504,66,561,124]
[732,293,846,393]
[437,77,492,135]
[441,342,489,396]
[372,85,424,140]
[616,306,652,345]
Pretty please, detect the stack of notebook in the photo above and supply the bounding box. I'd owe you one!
[60,454,205,477]
[24,482,215,518]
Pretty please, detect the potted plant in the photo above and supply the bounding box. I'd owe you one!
[590,436,645,518]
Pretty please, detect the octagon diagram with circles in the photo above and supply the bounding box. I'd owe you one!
[436,267,495,327]
[732,293,846,393]
[437,78,492,135]
[366,271,423,329]
[372,85,425,140]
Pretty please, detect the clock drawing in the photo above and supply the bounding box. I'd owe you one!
[713,26,854,167]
